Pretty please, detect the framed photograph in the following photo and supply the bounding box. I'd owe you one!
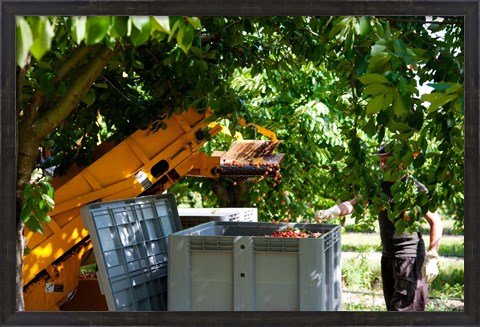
[1,1,478,326]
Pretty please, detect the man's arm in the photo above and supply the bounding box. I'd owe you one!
[422,211,442,283]
[315,198,356,222]
[424,211,443,252]
[337,198,357,216]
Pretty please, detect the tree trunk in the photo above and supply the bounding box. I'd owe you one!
[15,199,25,312]
[15,44,116,311]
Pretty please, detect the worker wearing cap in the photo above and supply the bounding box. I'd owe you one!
[315,143,443,311]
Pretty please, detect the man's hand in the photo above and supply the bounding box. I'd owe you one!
[422,250,439,284]
[315,205,341,223]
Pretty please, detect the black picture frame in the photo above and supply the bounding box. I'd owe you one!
[1,1,478,326]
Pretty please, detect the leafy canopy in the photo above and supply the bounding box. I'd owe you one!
[17,16,464,234]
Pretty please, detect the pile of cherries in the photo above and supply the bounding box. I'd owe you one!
[269,226,322,238]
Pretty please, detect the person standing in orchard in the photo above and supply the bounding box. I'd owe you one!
[315,143,443,311]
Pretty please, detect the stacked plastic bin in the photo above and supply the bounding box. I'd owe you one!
[81,194,181,311]
[177,207,258,228]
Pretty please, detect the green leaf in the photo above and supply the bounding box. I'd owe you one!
[380,21,392,41]
[36,61,52,70]
[110,16,129,38]
[393,92,407,116]
[393,39,415,65]
[25,217,44,235]
[93,83,109,89]
[40,180,54,198]
[16,17,33,67]
[377,125,386,144]
[426,82,452,92]
[189,46,203,57]
[152,16,171,34]
[168,19,181,42]
[359,73,389,85]
[389,122,412,132]
[371,43,388,56]
[41,193,55,211]
[363,118,376,137]
[329,16,353,39]
[359,16,371,37]
[31,168,43,182]
[367,53,391,73]
[162,56,173,65]
[376,110,389,124]
[445,83,463,95]
[20,203,33,223]
[413,153,426,169]
[204,50,217,60]
[83,88,96,106]
[39,72,56,97]
[383,170,392,182]
[130,17,152,47]
[131,16,149,31]
[427,83,463,94]
[177,25,195,54]
[85,16,111,45]
[344,30,354,58]
[421,93,458,112]
[364,83,389,96]
[197,60,208,71]
[37,211,52,224]
[33,204,51,223]
[366,94,385,115]
[187,17,202,30]
[71,16,87,44]
[133,60,144,69]
[29,17,55,61]
[383,91,393,108]
[24,183,33,198]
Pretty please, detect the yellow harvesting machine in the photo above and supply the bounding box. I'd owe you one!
[22,108,283,311]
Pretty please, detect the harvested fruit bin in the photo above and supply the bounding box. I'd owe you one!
[168,221,341,311]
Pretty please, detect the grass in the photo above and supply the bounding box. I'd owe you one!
[343,215,462,236]
[342,254,381,292]
[342,233,464,257]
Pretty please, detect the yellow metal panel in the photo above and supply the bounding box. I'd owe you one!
[24,240,92,311]
[51,176,140,216]
[23,108,220,310]
[125,138,150,164]
[23,211,89,285]
[81,169,102,190]
[186,152,221,178]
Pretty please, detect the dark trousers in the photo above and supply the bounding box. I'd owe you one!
[381,256,428,311]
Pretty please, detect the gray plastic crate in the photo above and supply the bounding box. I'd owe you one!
[168,221,341,311]
[177,207,258,229]
[81,193,181,311]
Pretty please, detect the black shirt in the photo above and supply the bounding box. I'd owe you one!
[378,178,426,258]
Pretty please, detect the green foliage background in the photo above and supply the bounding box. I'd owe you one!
[17,16,464,235]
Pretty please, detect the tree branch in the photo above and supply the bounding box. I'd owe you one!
[16,61,29,117]
[54,44,99,84]
[201,19,242,44]
[31,45,116,139]
[16,44,117,196]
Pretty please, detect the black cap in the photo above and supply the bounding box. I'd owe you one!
[374,143,392,157]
